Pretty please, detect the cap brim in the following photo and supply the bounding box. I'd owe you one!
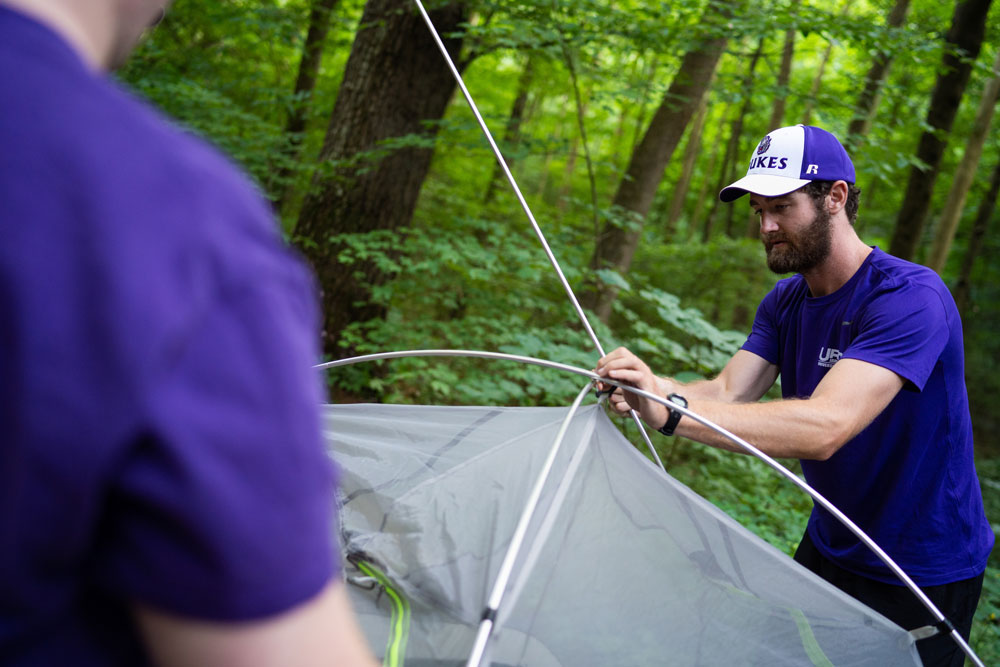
[718,174,811,202]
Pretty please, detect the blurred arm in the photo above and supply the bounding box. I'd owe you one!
[135,579,379,667]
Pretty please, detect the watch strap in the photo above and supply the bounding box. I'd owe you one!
[658,393,687,436]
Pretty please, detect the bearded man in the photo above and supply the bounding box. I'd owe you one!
[596,125,992,667]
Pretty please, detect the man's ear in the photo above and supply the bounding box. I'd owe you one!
[828,180,848,214]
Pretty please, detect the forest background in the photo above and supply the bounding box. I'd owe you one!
[121,0,1000,658]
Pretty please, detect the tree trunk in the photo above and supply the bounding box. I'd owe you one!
[582,19,730,321]
[628,56,661,163]
[535,94,569,202]
[845,0,911,146]
[768,0,800,131]
[557,101,583,212]
[695,112,727,241]
[295,0,467,356]
[483,55,535,204]
[722,39,765,238]
[801,44,832,127]
[664,88,712,238]
[954,159,1000,317]
[857,69,913,225]
[698,41,764,242]
[609,55,658,173]
[272,0,340,214]
[561,40,601,236]
[802,0,855,125]
[927,49,1000,273]
[888,0,993,261]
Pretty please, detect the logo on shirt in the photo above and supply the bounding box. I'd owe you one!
[818,347,842,368]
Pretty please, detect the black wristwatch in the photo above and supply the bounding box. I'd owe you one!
[658,393,688,436]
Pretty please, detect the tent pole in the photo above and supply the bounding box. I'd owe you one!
[321,349,985,667]
[409,0,666,473]
[463,382,594,667]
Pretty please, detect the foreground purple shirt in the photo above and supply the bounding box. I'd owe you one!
[742,247,993,586]
[0,8,338,664]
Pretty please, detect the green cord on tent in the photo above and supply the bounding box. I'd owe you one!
[357,561,411,667]
[791,608,835,667]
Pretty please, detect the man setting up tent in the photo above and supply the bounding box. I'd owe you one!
[595,124,993,667]
[0,0,377,665]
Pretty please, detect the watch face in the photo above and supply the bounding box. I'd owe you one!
[668,393,687,408]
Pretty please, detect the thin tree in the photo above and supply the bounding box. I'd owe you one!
[557,96,586,213]
[953,157,1000,316]
[714,38,765,239]
[697,41,764,241]
[272,0,340,214]
[928,49,1000,273]
[693,112,727,241]
[294,0,467,355]
[888,0,994,261]
[535,94,570,201]
[802,0,855,125]
[581,4,734,321]
[844,0,911,146]
[858,69,914,215]
[768,0,801,131]
[609,55,659,173]
[484,55,536,204]
[664,86,713,238]
[560,38,601,236]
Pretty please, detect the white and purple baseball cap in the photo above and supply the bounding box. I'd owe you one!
[719,125,855,202]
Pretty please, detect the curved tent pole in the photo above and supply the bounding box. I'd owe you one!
[319,349,984,667]
[408,0,665,473]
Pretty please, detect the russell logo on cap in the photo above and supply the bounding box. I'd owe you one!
[719,125,855,202]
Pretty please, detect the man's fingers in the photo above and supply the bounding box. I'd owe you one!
[596,355,641,373]
[595,347,641,376]
[609,396,631,416]
[602,368,648,388]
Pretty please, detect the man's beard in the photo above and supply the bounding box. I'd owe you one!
[762,205,832,274]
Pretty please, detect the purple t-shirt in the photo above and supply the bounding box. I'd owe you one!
[742,247,993,586]
[0,8,338,665]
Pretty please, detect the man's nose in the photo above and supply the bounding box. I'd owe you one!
[759,213,780,234]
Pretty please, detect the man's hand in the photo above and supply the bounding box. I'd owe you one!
[595,347,671,429]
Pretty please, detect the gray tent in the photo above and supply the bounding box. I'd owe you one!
[323,399,921,666]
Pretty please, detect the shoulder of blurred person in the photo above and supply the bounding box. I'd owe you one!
[0,3,376,665]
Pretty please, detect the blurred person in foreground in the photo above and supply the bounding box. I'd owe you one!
[0,1,377,664]
[596,125,992,667]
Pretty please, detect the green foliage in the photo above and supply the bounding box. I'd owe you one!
[630,236,780,332]
[118,0,364,205]
[972,565,1000,665]
[324,209,750,406]
[972,456,1000,663]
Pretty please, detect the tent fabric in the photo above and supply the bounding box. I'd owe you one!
[323,402,920,666]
